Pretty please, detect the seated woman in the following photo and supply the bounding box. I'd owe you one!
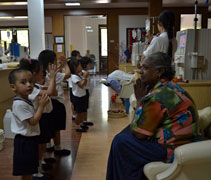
[106,52,202,180]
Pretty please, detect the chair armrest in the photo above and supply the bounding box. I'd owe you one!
[120,80,134,98]
[156,140,211,180]
[174,140,211,165]
[144,162,171,180]
[198,107,211,131]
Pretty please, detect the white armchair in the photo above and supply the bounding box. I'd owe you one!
[119,78,135,99]
[144,107,211,180]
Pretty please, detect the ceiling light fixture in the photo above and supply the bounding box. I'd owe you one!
[14,16,28,19]
[0,2,27,6]
[96,0,110,3]
[0,16,28,19]
[65,2,80,6]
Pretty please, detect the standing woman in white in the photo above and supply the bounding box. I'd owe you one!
[142,10,175,60]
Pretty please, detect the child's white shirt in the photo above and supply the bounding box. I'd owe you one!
[29,86,53,113]
[68,77,72,88]
[82,69,90,90]
[11,97,40,136]
[46,72,65,104]
[71,74,86,97]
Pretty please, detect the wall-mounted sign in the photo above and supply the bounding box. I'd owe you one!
[54,36,64,44]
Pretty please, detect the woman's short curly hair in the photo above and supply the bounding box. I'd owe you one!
[146,52,175,80]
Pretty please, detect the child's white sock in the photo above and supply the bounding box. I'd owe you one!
[32,160,44,177]
[41,156,47,164]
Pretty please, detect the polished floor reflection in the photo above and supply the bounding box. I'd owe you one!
[0,75,130,180]
[71,75,129,180]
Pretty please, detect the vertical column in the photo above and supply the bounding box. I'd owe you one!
[107,11,118,74]
[148,0,162,35]
[27,0,45,59]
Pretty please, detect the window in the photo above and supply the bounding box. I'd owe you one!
[180,14,202,31]
[0,28,29,51]
[100,28,107,56]
[17,30,29,47]
[0,30,12,48]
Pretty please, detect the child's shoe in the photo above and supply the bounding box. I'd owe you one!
[83,121,94,126]
[76,127,87,132]
[54,149,71,156]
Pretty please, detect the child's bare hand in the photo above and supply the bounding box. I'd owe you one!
[83,71,89,79]
[58,55,67,65]
[48,64,58,79]
[38,94,49,107]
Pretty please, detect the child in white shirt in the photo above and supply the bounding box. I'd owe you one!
[9,68,49,180]
[19,58,58,176]
[38,50,71,156]
[69,59,90,132]
[80,56,94,127]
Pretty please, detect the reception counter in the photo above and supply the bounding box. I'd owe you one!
[0,69,14,129]
[179,80,211,110]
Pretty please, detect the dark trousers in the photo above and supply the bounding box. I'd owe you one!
[106,125,167,180]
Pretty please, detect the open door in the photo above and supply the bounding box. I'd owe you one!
[99,25,108,74]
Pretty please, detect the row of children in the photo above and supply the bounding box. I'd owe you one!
[8,49,93,180]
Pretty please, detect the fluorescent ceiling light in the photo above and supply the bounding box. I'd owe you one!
[0,2,27,6]
[0,16,28,19]
[65,2,80,6]
[96,0,110,3]
[0,16,12,19]
[14,16,28,19]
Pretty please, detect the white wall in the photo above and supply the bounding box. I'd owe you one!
[85,17,106,72]
[65,16,106,72]
[119,15,147,63]
[64,16,87,58]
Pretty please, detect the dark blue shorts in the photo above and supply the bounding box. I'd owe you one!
[69,88,74,103]
[37,113,55,144]
[13,134,39,176]
[51,99,66,131]
[72,95,88,113]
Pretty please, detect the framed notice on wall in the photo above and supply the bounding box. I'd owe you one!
[54,36,64,44]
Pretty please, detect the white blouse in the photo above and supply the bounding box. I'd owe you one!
[143,32,169,58]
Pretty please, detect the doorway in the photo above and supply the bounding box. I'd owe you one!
[64,15,107,74]
[99,25,108,74]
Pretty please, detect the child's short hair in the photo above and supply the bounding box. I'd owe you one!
[38,50,56,73]
[80,56,92,69]
[69,59,81,74]
[19,58,40,74]
[8,68,30,84]
[71,50,80,58]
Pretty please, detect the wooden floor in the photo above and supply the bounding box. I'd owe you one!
[0,75,130,180]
